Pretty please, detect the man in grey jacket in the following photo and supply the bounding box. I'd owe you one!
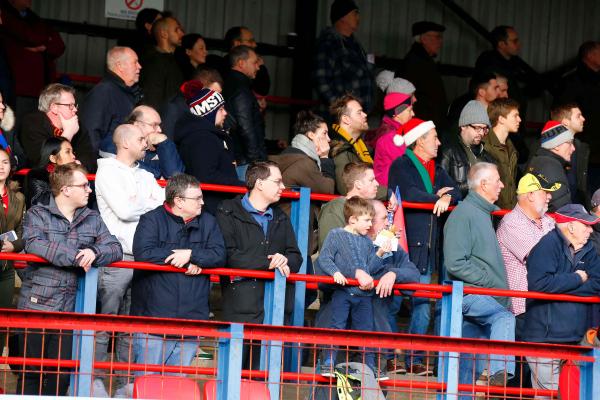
[17,163,123,396]
[443,162,515,392]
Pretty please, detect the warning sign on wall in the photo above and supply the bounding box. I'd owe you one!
[105,0,165,21]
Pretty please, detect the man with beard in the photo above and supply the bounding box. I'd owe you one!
[329,94,385,198]
[441,100,495,198]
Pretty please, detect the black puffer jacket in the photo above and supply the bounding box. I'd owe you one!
[527,147,571,212]
[440,139,495,198]
[216,196,302,323]
[223,70,267,165]
[23,167,50,209]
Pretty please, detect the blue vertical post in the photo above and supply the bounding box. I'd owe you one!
[261,272,286,399]
[437,280,463,400]
[71,267,99,396]
[217,324,244,400]
[288,187,311,372]
[580,347,600,400]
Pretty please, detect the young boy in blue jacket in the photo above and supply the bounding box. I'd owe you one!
[317,196,392,380]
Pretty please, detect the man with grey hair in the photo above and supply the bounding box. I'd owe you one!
[444,162,516,390]
[523,204,600,395]
[93,123,164,397]
[130,173,225,382]
[81,46,143,155]
[19,83,96,170]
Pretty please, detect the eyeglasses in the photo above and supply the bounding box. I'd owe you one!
[69,183,90,190]
[262,178,285,187]
[178,196,203,202]
[55,103,78,110]
[136,120,161,130]
[469,125,490,134]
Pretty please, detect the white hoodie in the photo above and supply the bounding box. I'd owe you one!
[95,158,165,256]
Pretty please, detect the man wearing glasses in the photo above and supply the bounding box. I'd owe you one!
[19,83,96,170]
[17,163,122,395]
[215,160,302,369]
[94,123,165,397]
[112,105,184,179]
[129,173,226,383]
[441,100,495,198]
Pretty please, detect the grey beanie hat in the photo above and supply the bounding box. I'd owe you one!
[458,100,491,128]
[375,70,416,95]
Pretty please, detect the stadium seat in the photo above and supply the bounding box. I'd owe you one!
[203,379,270,400]
[133,375,201,399]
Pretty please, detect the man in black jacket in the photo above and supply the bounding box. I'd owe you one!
[397,21,447,130]
[440,100,494,198]
[527,121,575,212]
[131,174,226,377]
[223,45,266,177]
[175,80,244,213]
[81,46,143,155]
[216,161,302,367]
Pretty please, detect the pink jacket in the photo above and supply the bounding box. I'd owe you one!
[374,116,405,186]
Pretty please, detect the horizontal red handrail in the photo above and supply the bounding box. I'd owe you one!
[4,252,599,304]
[13,169,516,214]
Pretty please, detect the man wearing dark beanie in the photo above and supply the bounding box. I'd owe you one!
[314,0,374,115]
[174,81,244,214]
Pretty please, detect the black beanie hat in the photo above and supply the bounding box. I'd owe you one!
[330,0,359,25]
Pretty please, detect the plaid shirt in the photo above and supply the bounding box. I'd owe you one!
[17,196,123,312]
[496,204,555,315]
[313,27,374,112]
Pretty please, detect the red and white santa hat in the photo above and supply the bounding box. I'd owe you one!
[394,118,435,147]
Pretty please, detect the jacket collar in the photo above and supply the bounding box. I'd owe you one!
[220,196,283,224]
[104,71,143,102]
[44,196,90,225]
[535,147,570,167]
[465,191,500,213]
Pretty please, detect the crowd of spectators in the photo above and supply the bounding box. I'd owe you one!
[2,0,600,396]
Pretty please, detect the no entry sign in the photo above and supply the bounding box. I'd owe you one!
[105,0,165,21]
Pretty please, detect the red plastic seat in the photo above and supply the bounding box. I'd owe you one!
[133,375,201,399]
[203,379,270,400]
[558,360,580,400]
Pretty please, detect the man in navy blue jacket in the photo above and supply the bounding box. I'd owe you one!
[131,174,226,377]
[387,118,460,375]
[524,204,600,394]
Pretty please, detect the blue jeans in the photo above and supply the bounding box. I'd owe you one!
[320,290,375,371]
[133,333,197,376]
[458,295,515,398]
[405,270,432,367]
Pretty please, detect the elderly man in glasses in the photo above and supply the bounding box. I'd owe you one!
[441,100,496,198]
[99,104,185,179]
[19,83,96,170]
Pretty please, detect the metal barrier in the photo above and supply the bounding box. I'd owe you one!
[0,309,598,399]
[7,170,600,398]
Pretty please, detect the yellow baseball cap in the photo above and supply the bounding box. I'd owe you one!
[516,173,561,195]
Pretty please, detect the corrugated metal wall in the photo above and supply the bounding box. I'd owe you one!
[32,0,600,138]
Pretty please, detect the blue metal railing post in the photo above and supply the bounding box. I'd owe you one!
[580,347,600,399]
[217,323,244,400]
[71,267,99,396]
[259,272,287,399]
[437,280,463,400]
[288,187,311,372]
